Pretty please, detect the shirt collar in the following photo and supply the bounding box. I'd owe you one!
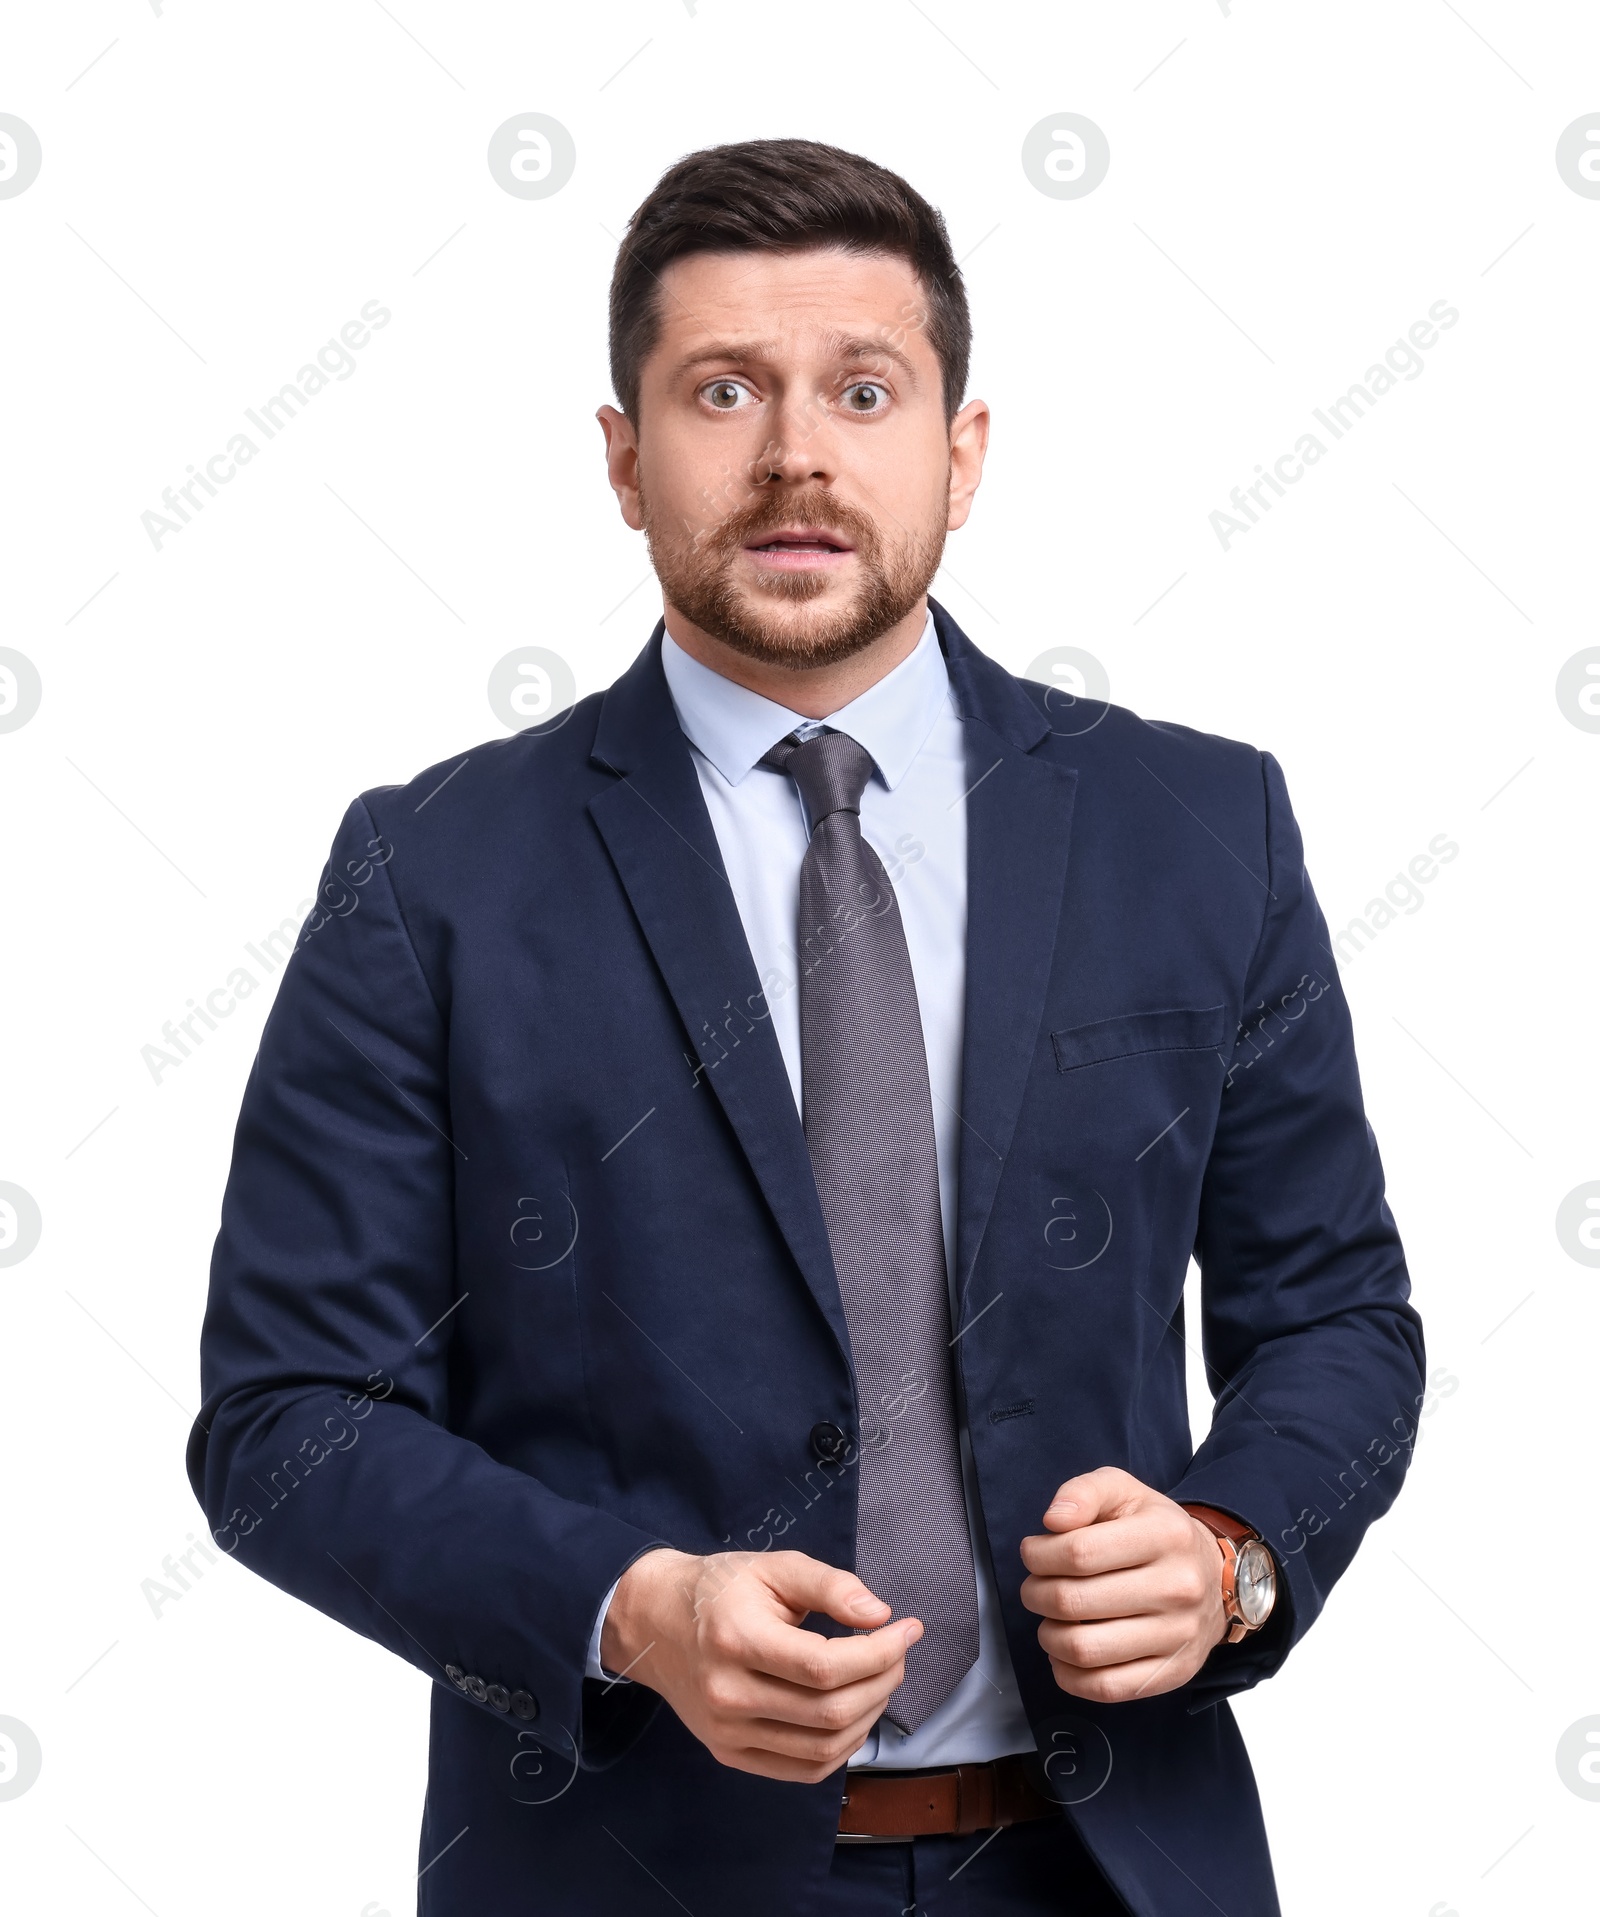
[660,610,949,792]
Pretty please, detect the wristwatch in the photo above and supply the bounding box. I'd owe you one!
[1181,1503,1277,1644]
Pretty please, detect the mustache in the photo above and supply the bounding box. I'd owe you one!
[706,487,881,557]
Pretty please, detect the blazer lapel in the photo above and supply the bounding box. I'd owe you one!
[935,604,1079,1310]
[587,628,851,1359]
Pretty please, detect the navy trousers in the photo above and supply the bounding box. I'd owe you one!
[824,1817,1130,1914]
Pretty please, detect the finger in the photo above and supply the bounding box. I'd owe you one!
[1048,1647,1200,1705]
[1020,1510,1170,1579]
[710,1655,909,1731]
[1019,1564,1192,1623]
[734,1709,886,1765]
[744,1613,923,1692]
[714,1742,865,1785]
[1039,1466,1147,1533]
[1037,1612,1191,1671]
[758,1550,893,1630]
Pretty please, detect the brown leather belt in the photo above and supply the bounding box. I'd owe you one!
[838,1755,1058,1841]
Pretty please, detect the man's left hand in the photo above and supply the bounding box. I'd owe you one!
[1019,1467,1228,1703]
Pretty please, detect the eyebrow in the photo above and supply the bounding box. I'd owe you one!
[667,330,920,387]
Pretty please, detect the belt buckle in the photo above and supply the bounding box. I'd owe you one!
[837,1770,916,1844]
[838,1765,962,1843]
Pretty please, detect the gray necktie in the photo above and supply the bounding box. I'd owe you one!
[763,729,979,1732]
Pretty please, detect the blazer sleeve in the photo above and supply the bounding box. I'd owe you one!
[1169,751,1426,1708]
[186,795,666,1761]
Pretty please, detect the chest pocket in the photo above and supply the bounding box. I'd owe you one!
[1051,1005,1229,1074]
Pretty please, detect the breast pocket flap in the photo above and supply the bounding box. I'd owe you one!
[1051,1005,1229,1074]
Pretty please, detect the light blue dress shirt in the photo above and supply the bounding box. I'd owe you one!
[587,613,1035,1770]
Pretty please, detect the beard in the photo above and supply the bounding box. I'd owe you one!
[640,480,947,671]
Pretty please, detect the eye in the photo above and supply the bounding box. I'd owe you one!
[701,378,755,411]
[842,382,889,413]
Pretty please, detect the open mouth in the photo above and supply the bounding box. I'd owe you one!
[743,526,856,565]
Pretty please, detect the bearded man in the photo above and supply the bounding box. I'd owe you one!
[190,139,1423,1917]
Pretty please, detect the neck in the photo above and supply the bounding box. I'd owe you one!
[661,598,929,719]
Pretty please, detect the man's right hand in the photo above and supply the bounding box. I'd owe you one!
[600,1547,922,1782]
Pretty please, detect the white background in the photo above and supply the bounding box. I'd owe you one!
[3,2,1598,1913]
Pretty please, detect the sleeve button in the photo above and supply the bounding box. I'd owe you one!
[444,1665,467,1690]
[465,1675,488,1702]
[486,1684,511,1712]
[510,1690,539,1721]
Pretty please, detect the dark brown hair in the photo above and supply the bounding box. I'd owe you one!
[608,138,970,423]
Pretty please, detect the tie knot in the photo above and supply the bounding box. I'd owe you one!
[763,730,876,828]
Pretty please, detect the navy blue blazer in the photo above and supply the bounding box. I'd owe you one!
[189,605,1423,1916]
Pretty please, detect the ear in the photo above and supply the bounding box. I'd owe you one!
[597,405,644,531]
[946,396,990,532]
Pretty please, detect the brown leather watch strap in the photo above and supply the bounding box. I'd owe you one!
[1180,1501,1258,1547]
[839,1756,1058,1839]
[1182,1500,1274,1644]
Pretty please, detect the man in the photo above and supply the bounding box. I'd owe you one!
[190,140,1424,1915]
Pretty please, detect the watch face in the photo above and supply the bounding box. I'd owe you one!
[1235,1541,1276,1628]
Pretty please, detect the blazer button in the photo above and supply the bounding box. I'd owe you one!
[445,1665,467,1690]
[510,1691,539,1722]
[486,1684,511,1713]
[809,1421,848,1463]
[466,1675,488,1702]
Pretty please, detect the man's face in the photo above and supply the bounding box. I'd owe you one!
[600,248,987,671]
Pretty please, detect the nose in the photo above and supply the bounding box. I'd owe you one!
[749,389,837,489]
